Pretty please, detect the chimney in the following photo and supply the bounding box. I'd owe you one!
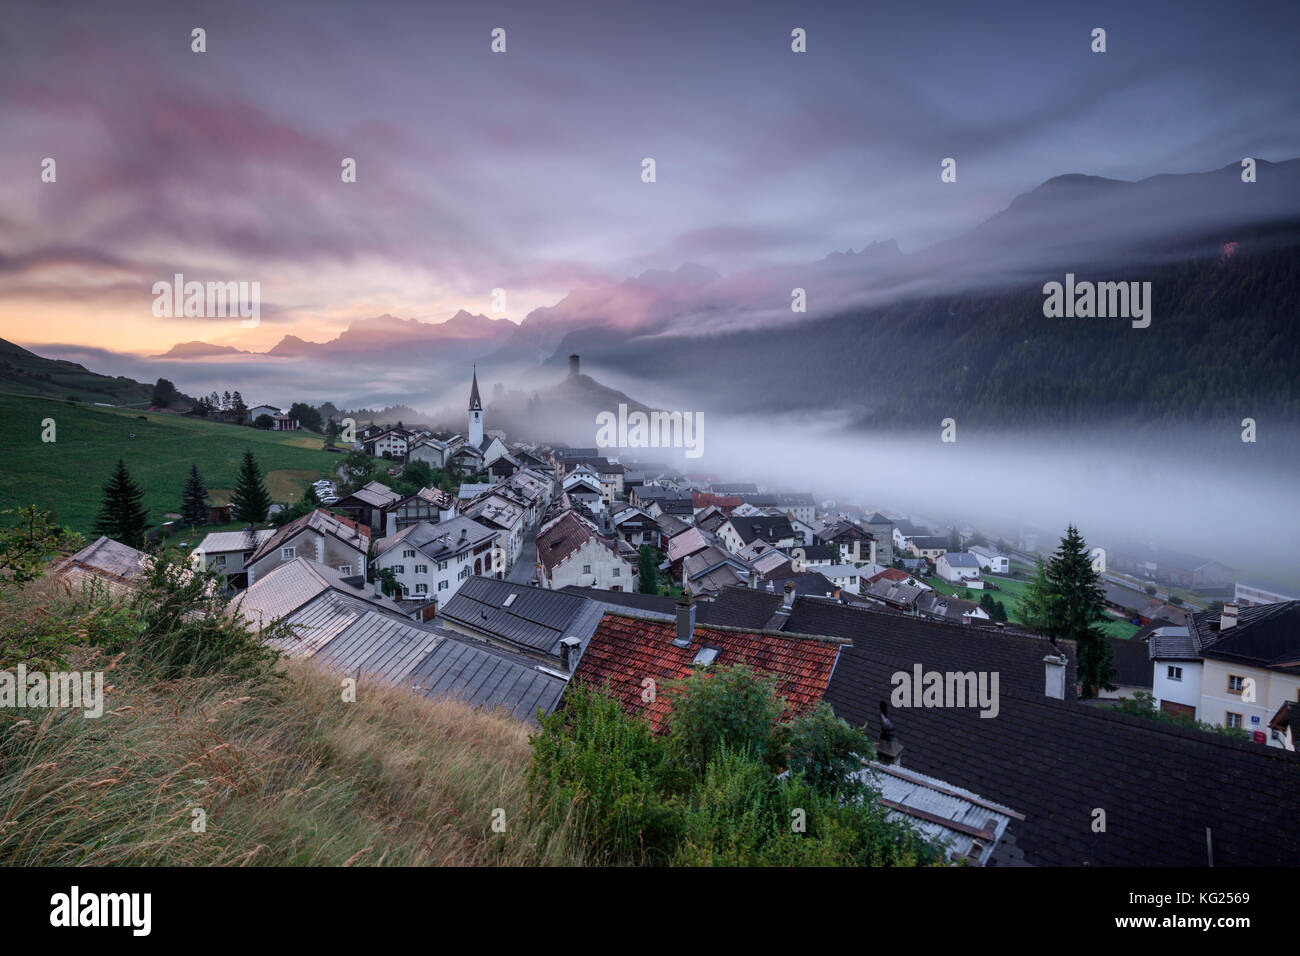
[674,593,695,647]
[1044,648,1068,700]
[559,636,582,674]
[1220,602,1239,631]
[782,581,796,612]
[373,576,384,598]
[876,700,903,766]
[568,354,580,378]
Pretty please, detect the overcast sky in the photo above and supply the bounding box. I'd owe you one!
[2,0,1298,352]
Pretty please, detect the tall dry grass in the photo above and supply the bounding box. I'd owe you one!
[0,583,586,866]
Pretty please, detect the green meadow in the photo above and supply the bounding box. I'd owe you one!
[0,394,340,536]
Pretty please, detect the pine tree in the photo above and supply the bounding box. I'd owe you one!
[180,464,209,527]
[94,459,149,548]
[1044,525,1115,698]
[638,545,658,594]
[230,450,271,524]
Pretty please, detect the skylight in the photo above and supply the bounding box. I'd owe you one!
[502,593,517,607]
[692,646,720,667]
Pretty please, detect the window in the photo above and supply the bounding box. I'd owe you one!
[1225,712,1243,729]
[403,549,416,559]
[281,547,295,560]
[583,565,591,574]
[213,555,227,569]
[438,560,448,571]
[1167,665,1182,681]
[338,565,351,574]
[415,583,427,594]
[394,564,405,574]
[1227,675,1245,694]
[415,564,427,574]
[438,580,449,591]
[611,568,620,577]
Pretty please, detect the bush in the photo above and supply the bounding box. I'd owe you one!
[667,664,785,775]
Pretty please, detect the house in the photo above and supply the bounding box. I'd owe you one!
[862,576,927,612]
[936,552,983,588]
[236,560,564,725]
[537,509,636,592]
[800,595,1300,865]
[332,480,402,532]
[1234,579,1300,608]
[270,412,300,431]
[969,544,1009,574]
[1194,602,1300,744]
[568,601,846,733]
[191,528,274,590]
[372,515,498,602]
[611,506,659,548]
[815,521,876,565]
[245,509,369,586]
[51,536,149,597]
[562,469,605,516]
[1267,701,1299,751]
[362,428,409,460]
[408,436,454,468]
[906,535,949,561]
[462,493,528,573]
[245,403,281,422]
[718,514,796,554]
[664,526,714,576]
[708,482,759,495]
[821,563,867,594]
[384,486,457,536]
[681,545,752,597]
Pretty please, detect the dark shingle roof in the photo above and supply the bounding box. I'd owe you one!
[441,575,605,657]
[814,611,1300,866]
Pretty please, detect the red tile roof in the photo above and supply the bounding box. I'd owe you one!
[572,612,845,733]
[868,568,910,584]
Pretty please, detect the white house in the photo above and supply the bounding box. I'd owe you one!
[936,552,982,587]
[537,509,635,591]
[969,545,1010,575]
[372,515,498,601]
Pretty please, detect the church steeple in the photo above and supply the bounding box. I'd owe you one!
[468,364,483,412]
[467,364,484,446]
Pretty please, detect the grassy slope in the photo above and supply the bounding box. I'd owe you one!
[0,394,339,535]
[925,573,1139,639]
[0,338,155,406]
[0,660,581,865]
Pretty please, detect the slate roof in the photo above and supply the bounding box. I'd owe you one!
[441,574,608,657]
[667,528,712,563]
[235,557,404,628]
[941,552,980,568]
[250,508,368,563]
[375,515,497,561]
[194,529,273,554]
[825,643,1300,866]
[571,612,845,733]
[339,481,402,510]
[53,536,149,595]
[908,535,950,550]
[557,586,677,615]
[262,580,564,724]
[1193,601,1300,673]
[726,514,795,545]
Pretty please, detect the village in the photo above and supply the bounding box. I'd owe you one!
[53,358,1300,868]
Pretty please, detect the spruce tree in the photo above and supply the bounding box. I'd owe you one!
[231,450,271,524]
[1045,525,1115,698]
[638,544,658,594]
[94,459,149,548]
[180,464,209,527]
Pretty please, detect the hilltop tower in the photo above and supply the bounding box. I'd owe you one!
[568,354,580,378]
[468,364,484,447]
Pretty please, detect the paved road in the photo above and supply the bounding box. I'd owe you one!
[507,526,539,584]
